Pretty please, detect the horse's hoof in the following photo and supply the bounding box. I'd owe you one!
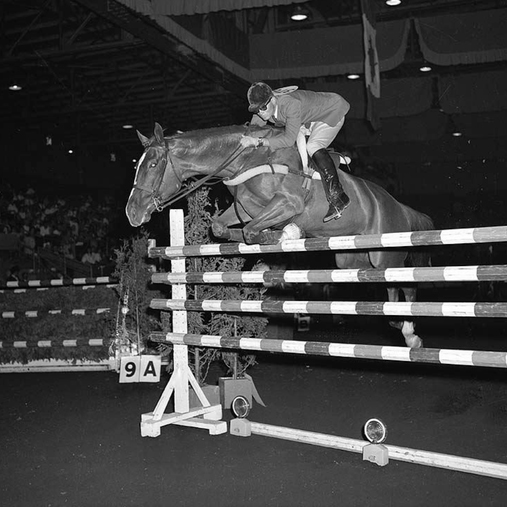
[401,321,422,348]
[279,223,303,242]
[405,335,423,348]
[211,223,228,239]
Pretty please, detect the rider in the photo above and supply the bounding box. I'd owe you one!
[240,82,351,222]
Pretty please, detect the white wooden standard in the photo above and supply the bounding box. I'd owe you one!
[140,210,226,437]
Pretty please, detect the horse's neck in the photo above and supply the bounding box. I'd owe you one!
[172,138,240,179]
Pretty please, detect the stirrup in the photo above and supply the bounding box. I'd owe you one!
[323,205,343,222]
[323,196,350,222]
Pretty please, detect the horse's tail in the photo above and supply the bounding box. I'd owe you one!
[404,205,434,267]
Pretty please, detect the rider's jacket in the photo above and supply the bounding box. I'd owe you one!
[250,89,350,151]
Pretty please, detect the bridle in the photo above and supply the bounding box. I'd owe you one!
[133,137,249,213]
[132,144,166,209]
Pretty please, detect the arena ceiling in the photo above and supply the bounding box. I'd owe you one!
[1,0,507,167]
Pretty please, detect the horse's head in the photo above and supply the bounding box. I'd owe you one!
[125,123,182,227]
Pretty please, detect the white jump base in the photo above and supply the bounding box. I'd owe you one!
[141,209,507,481]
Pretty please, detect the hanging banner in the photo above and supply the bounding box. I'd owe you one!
[361,0,381,130]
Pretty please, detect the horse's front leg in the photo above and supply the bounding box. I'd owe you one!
[211,204,248,242]
[387,286,422,348]
[400,286,422,348]
[243,192,303,244]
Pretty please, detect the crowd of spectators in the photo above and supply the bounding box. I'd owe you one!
[0,182,121,282]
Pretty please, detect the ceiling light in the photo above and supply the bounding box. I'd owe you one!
[291,5,309,21]
[386,0,402,6]
[9,84,22,91]
[448,115,462,137]
[419,65,432,72]
[347,74,360,80]
[122,124,133,129]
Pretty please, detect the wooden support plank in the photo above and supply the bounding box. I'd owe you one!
[141,405,226,437]
[249,422,507,481]
[175,417,227,435]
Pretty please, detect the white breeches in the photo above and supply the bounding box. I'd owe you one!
[296,117,345,170]
[305,118,345,157]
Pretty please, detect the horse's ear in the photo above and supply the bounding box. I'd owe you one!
[154,123,165,144]
[137,130,150,148]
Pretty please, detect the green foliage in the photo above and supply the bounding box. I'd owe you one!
[0,285,116,364]
[111,232,164,355]
[184,188,267,383]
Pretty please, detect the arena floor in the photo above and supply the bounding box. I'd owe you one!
[2,316,507,507]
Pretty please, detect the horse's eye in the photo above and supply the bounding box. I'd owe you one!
[150,161,157,168]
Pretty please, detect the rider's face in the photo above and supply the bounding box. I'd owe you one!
[257,97,276,121]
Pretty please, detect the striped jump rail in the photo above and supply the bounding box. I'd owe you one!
[150,299,507,318]
[152,264,507,285]
[150,332,507,369]
[0,338,106,349]
[148,225,507,259]
[2,308,111,318]
[1,276,117,290]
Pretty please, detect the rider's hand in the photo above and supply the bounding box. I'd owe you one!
[240,135,258,148]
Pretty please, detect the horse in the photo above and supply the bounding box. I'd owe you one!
[126,122,434,348]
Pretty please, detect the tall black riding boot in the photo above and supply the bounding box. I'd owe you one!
[312,148,350,222]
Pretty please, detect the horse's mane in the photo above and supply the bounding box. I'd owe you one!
[167,125,245,157]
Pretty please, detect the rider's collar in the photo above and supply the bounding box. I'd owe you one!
[272,104,279,122]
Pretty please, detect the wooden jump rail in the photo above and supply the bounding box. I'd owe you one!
[1,308,111,319]
[152,264,507,284]
[148,225,507,259]
[151,299,507,318]
[1,276,116,289]
[140,210,507,481]
[1,338,107,349]
[150,332,507,369]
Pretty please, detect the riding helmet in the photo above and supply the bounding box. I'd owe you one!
[247,82,274,113]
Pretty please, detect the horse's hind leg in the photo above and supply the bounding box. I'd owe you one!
[387,286,423,348]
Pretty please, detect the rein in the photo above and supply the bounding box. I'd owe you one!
[137,140,248,213]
